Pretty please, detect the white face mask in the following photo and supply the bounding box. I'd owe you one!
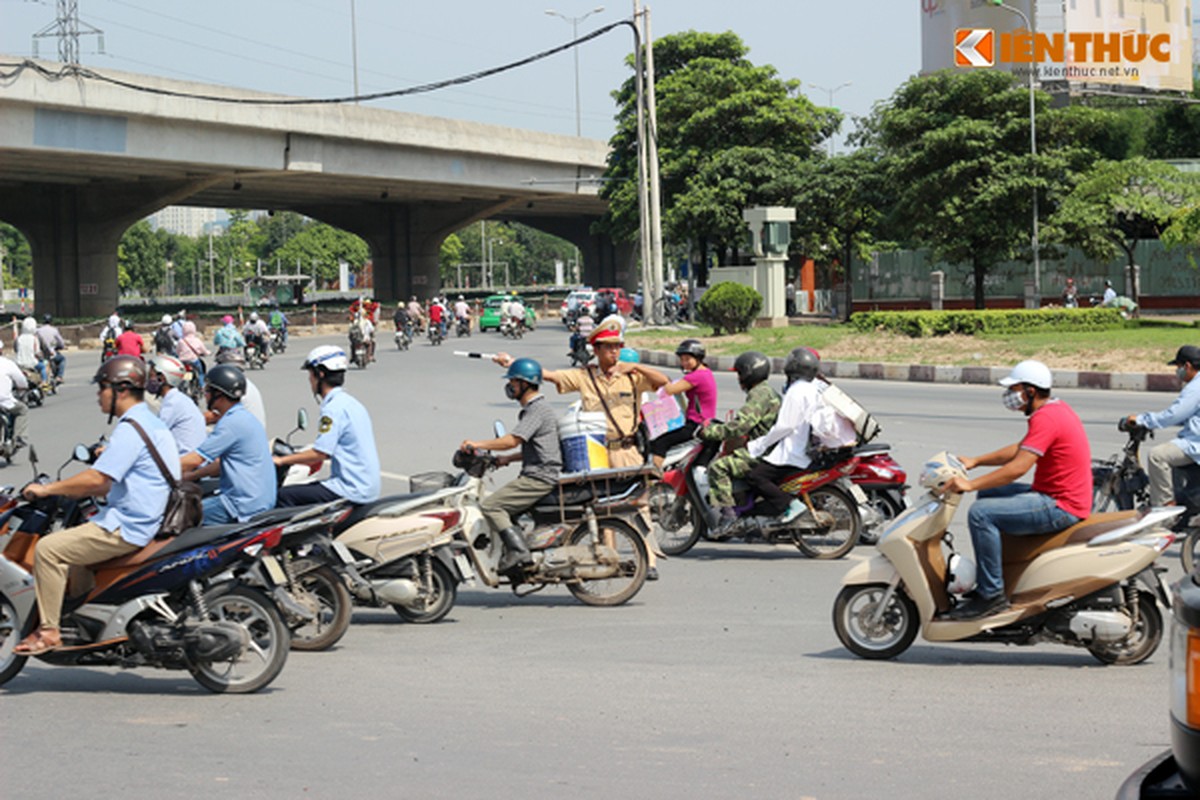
[1177,366,1189,383]
[1002,388,1027,412]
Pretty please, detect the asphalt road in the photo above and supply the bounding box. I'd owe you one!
[0,324,1180,800]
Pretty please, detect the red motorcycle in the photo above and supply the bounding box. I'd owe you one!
[648,439,873,559]
[845,442,909,544]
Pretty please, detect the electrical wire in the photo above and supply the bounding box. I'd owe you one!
[0,19,635,106]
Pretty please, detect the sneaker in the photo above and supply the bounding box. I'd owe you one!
[646,567,659,582]
[709,508,739,540]
[946,593,1010,620]
[778,499,805,525]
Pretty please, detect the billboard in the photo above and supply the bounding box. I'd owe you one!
[922,0,1194,93]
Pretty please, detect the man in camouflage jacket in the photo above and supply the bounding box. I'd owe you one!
[698,351,782,533]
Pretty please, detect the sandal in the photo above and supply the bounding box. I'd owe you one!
[13,627,62,656]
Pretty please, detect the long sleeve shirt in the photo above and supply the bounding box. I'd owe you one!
[747,379,822,468]
[1137,374,1200,463]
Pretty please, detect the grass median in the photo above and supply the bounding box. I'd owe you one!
[627,317,1200,375]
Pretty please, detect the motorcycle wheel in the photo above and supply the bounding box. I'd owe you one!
[859,489,905,546]
[793,485,861,559]
[566,518,648,607]
[647,483,702,556]
[1087,591,1163,666]
[393,559,457,624]
[288,562,353,652]
[1184,529,1200,574]
[833,583,918,660]
[187,585,290,694]
[0,593,34,686]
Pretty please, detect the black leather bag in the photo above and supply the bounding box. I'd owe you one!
[123,418,203,538]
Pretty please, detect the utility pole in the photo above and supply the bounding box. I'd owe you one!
[32,0,104,64]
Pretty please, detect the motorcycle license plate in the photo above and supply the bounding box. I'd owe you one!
[262,555,287,585]
[847,483,869,504]
[331,540,356,565]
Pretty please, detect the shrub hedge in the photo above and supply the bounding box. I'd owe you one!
[697,281,763,335]
[849,308,1127,337]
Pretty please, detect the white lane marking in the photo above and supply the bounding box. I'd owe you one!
[381,471,410,483]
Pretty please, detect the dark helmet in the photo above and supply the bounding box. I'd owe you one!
[733,351,770,389]
[206,364,247,401]
[503,357,542,387]
[784,347,820,383]
[92,355,147,390]
[675,339,706,362]
[42,313,52,324]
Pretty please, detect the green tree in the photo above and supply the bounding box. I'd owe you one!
[274,223,369,286]
[1048,157,1200,289]
[0,222,32,289]
[440,233,465,283]
[599,30,836,285]
[118,220,166,295]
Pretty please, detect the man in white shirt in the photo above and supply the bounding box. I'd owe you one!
[1102,279,1118,305]
[0,341,28,444]
[745,347,824,523]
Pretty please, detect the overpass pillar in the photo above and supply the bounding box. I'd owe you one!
[0,179,213,319]
[505,215,634,291]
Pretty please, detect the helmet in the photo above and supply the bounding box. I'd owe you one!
[457,295,464,301]
[946,553,977,596]
[784,347,820,383]
[503,357,542,386]
[619,347,640,363]
[206,364,247,400]
[215,349,245,365]
[250,312,259,322]
[161,314,172,325]
[150,354,186,388]
[675,339,706,361]
[733,351,771,389]
[999,360,1052,390]
[21,317,36,334]
[302,345,349,373]
[92,355,147,390]
[42,314,51,324]
[918,452,967,492]
[221,315,234,325]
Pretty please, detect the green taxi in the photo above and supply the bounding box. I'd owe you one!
[479,294,537,332]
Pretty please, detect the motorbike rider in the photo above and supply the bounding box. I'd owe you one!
[700,351,782,536]
[393,301,412,336]
[15,316,47,385]
[115,320,144,358]
[349,308,376,361]
[744,347,826,526]
[1127,345,1200,509]
[269,305,289,349]
[154,314,177,356]
[460,357,562,573]
[0,339,29,446]
[243,312,271,361]
[274,345,381,507]
[649,339,717,468]
[180,364,276,524]
[14,356,178,656]
[1061,278,1079,309]
[212,315,245,361]
[148,354,206,456]
[569,308,595,357]
[175,320,209,389]
[509,296,527,332]
[943,360,1093,620]
[454,295,471,331]
[36,314,66,385]
[428,297,446,339]
[407,296,425,332]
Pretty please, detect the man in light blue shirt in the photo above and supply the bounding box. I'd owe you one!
[275,345,381,507]
[180,364,276,524]
[15,356,176,655]
[149,355,206,455]
[1130,345,1200,508]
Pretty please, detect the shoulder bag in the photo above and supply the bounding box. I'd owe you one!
[123,418,204,538]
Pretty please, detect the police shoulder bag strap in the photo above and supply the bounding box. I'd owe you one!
[586,366,642,451]
[122,417,204,537]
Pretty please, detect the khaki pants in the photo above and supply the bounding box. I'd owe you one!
[33,522,138,629]
[481,476,556,532]
[1148,441,1194,508]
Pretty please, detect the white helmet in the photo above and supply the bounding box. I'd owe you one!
[946,553,977,595]
[250,312,259,322]
[919,451,967,492]
[21,317,36,334]
[150,354,186,387]
[302,345,349,373]
[161,314,173,325]
[999,359,1052,390]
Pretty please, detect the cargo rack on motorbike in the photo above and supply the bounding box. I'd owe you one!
[533,465,656,522]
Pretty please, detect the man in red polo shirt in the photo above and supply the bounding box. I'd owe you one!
[943,360,1092,620]
[115,321,145,358]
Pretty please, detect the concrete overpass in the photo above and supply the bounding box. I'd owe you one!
[0,57,625,317]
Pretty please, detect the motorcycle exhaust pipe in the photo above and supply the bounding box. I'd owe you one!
[371,578,418,605]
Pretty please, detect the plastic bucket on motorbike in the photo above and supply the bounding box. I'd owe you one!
[559,409,610,473]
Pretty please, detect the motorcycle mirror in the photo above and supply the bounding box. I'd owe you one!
[297,408,308,431]
[73,443,91,463]
[493,420,507,438]
[28,445,38,475]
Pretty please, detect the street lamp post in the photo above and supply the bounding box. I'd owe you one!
[990,0,1040,305]
[807,81,852,156]
[545,6,605,136]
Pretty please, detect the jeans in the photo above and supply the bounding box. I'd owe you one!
[202,495,236,526]
[48,352,65,380]
[966,483,1081,599]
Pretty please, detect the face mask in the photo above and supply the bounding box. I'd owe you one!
[146,377,164,396]
[1002,388,1027,412]
[504,381,520,401]
[1177,366,1189,382]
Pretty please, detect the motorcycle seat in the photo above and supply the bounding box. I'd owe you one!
[534,467,655,509]
[1001,510,1138,570]
[93,522,248,571]
[853,442,891,457]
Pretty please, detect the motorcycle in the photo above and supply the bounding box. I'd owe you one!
[455,316,471,338]
[244,341,265,370]
[350,326,372,366]
[649,438,865,559]
[0,445,292,692]
[428,322,444,347]
[18,368,44,408]
[567,337,593,368]
[832,450,1180,664]
[0,408,23,464]
[271,327,287,354]
[499,316,523,340]
[848,442,909,545]
[395,435,652,606]
[181,360,205,406]
[395,323,412,351]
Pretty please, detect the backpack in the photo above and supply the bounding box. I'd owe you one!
[154,325,175,355]
[816,381,881,445]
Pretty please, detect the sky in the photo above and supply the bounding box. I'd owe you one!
[0,0,920,148]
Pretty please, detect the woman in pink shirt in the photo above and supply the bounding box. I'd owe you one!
[649,338,718,467]
[175,320,210,388]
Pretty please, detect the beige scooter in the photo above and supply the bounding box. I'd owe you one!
[833,451,1181,665]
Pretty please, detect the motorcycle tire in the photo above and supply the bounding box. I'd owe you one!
[565,517,648,607]
[647,482,703,556]
[0,592,34,686]
[287,562,353,652]
[859,489,906,546]
[1087,590,1162,666]
[1184,528,1200,574]
[833,583,919,661]
[186,585,290,694]
[393,558,457,624]
[793,485,861,560]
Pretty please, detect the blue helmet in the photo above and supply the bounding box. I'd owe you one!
[503,358,542,387]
